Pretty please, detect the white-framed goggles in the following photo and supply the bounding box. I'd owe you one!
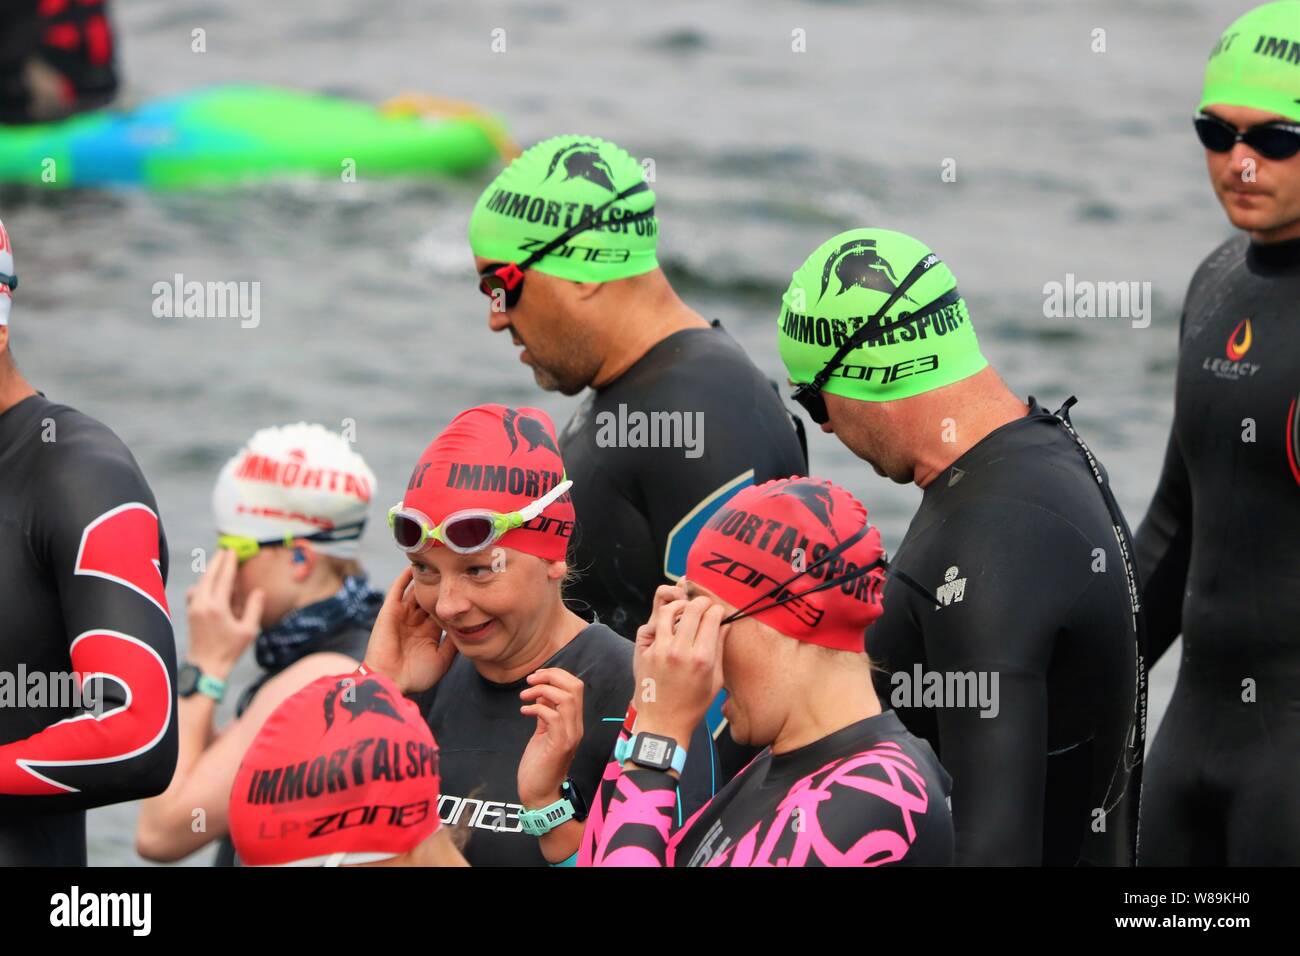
[387,478,573,555]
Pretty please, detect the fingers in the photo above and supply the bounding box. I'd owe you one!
[211,544,238,604]
[650,582,687,615]
[519,701,562,733]
[238,588,265,633]
[384,566,414,609]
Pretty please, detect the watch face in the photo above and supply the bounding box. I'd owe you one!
[633,734,673,770]
[178,665,199,696]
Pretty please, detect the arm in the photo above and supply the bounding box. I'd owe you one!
[1134,428,1192,667]
[1133,306,1193,667]
[916,508,1080,866]
[135,650,359,862]
[0,442,178,812]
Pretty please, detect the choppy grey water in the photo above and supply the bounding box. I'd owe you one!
[0,0,1253,864]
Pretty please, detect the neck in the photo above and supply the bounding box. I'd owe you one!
[473,598,587,684]
[908,368,1029,488]
[291,572,348,611]
[770,656,883,755]
[1248,217,1300,245]
[0,365,37,416]
[590,272,710,387]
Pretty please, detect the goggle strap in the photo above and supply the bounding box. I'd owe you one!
[721,521,873,622]
[519,478,573,522]
[806,256,945,395]
[515,181,652,272]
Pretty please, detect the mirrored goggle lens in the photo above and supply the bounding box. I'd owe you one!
[391,514,426,550]
[1247,126,1300,160]
[1194,117,1236,152]
[443,515,496,551]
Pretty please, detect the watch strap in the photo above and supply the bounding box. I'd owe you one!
[616,733,687,774]
[195,672,226,703]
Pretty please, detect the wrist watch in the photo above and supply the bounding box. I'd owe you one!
[519,778,588,837]
[616,732,687,775]
[178,663,226,703]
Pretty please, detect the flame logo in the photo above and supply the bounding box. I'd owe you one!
[1226,318,1252,361]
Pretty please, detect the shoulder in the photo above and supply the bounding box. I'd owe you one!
[33,401,152,498]
[244,652,360,722]
[566,623,634,668]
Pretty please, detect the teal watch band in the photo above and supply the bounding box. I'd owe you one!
[615,733,688,775]
[520,792,576,836]
[196,673,226,703]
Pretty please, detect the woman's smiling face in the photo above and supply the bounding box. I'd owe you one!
[407,544,562,666]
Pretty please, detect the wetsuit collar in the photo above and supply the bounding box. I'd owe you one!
[761,709,909,788]
[1246,234,1300,274]
[925,395,1050,492]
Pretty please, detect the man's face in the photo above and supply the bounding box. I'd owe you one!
[822,392,914,484]
[473,255,602,395]
[1203,104,1300,241]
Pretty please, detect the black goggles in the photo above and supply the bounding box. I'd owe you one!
[1194,112,1300,161]
[477,180,656,310]
[789,254,956,425]
[718,521,939,627]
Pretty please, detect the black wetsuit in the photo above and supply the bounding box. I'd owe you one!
[869,397,1145,866]
[558,320,808,796]
[586,711,954,867]
[213,594,376,867]
[0,393,178,865]
[418,624,633,866]
[1136,235,1300,866]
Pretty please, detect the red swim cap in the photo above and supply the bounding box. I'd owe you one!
[399,404,574,562]
[685,477,886,653]
[229,673,441,866]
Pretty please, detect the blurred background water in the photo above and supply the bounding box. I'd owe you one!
[0,0,1252,864]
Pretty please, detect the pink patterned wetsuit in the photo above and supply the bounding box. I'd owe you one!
[583,710,953,867]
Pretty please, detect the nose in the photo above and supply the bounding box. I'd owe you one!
[434,573,472,622]
[1229,142,1259,179]
[487,301,511,332]
[820,421,835,434]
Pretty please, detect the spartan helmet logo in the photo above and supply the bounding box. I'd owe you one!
[322,678,404,732]
[766,479,840,543]
[502,407,560,456]
[817,238,916,305]
[543,142,618,192]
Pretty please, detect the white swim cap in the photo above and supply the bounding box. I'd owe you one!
[213,423,376,559]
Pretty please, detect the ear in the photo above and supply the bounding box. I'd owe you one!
[544,558,568,583]
[290,541,315,580]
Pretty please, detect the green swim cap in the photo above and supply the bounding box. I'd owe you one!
[468,134,659,283]
[1200,1,1300,123]
[777,228,988,403]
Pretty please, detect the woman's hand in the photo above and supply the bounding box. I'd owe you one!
[185,548,262,679]
[362,567,457,695]
[632,596,728,746]
[516,667,585,808]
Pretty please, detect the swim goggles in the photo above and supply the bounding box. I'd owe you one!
[217,522,366,564]
[387,478,573,555]
[1194,112,1300,161]
[477,180,654,310]
[789,253,956,426]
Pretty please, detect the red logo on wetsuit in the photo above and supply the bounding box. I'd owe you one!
[1226,318,1253,361]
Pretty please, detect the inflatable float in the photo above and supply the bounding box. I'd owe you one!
[0,85,516,189]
